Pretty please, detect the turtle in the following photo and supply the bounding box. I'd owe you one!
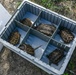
[34,23,56,36]
[46,48,65,65]
[20,18,32,27]
[8,30,21,45]
[19,43,42,56]
[59,26,74,44]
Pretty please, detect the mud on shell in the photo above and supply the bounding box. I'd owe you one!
[8,30,21,45]
[46,48,65,65]
[20,18,32,27]
[59,27,74,44]
[35,23,56,36]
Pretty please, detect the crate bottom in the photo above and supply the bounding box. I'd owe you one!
[25,34,47,59]
[54,34,75,47]
[41,44,66,70]
[10,27,27,47]
[41,44,57,64]
[23,12,38,24]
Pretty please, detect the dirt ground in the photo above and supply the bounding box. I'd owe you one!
[0,0,76,75]
[0,47,48,75]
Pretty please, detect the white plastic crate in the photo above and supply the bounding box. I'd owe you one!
[0,0,76,75]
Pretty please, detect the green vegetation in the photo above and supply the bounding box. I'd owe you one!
[68,61,75,70]
[16,1,22,7]
[41,0,63,9]
[63,73,69,75]
[31,0,68,16]
[31,0,76,20]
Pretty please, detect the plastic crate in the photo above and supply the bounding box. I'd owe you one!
[0,1,76,75]
[0,4,11,51]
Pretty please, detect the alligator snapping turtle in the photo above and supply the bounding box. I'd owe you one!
[20,18,32,27]
[34,23,56,36]
[46,48,64,65]
[19,43,42,56]
[9,30,21,45]
[59,27,74,44]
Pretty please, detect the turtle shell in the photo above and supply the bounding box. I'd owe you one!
[59,27,74,44]
[35,23,56,36]
[9,30,21,45]
[46,48,64,65]
[20,18,32,27]
[19,44,34,56]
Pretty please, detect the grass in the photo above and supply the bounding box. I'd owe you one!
[63,73,69,75]
[31,0,76,20]
[31,0,64,10]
